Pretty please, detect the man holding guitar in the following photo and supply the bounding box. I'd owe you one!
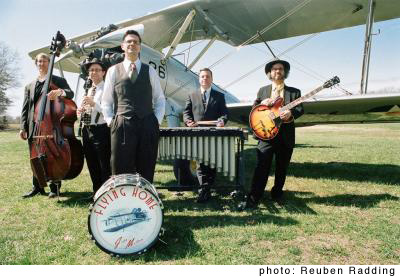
[238,59,304,210]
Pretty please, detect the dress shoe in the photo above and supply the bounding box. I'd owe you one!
[270,187,283,200]
[49,182,61,198]
[270,189,284,204]
[22,187,46,198]
[48,191,58,198]
[196,189,211,203]
[237,196,258,211]
[271,195,284,204]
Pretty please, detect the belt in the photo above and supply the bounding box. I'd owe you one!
[84,123,108,131]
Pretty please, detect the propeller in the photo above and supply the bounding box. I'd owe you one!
[55,24,144,64]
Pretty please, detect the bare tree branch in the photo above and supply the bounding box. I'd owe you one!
[0,41,21,117]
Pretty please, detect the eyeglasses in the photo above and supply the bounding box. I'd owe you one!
[88,69,103,73]
[271,67,284,71]
[124,39,140,45]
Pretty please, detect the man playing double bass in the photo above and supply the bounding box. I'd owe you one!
[20,53,74,198]
[238,59,304,210]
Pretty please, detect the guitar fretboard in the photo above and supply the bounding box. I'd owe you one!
[281,85,325,112]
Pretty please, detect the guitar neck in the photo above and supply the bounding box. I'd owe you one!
[281,85,325,111]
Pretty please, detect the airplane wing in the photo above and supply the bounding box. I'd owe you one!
[228,93,400,126]
[29,0,400,73]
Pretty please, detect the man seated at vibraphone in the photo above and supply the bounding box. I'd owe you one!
[183,68,229,203]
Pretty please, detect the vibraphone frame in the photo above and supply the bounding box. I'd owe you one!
[156,127,247,193]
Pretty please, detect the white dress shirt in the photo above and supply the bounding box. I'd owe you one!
[271,83,285,99]
[101,59,165,125]
[77,80,106,125]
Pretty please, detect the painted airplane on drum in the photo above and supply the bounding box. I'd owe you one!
[103,208,149,233]
[28,0,400,128]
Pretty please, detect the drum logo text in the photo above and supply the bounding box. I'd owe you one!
[93,187,159,216]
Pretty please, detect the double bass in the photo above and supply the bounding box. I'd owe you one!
[30,31,84,188]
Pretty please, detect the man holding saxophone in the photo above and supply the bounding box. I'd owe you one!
[77,58,111,195]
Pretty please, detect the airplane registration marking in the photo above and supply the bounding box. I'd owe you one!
[149,60,166,79]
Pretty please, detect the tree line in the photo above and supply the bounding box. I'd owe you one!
[0,41,21,130]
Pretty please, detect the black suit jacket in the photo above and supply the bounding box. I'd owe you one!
[183,88,229,125]
[253,84,304,148]
[20,75,74,139]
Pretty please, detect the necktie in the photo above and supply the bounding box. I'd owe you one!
[272,84,284,99]
[129,63,138,83]
[202,91,207,109]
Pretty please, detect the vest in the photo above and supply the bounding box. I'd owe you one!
[113,63,153,119]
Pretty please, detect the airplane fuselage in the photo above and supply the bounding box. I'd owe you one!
[138,44,240,117]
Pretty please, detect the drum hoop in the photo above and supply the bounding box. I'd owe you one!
[94,174,163,209]
[88,183,164,256]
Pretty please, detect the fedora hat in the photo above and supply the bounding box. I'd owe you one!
[265,59,290,74]
[83,57,106,71]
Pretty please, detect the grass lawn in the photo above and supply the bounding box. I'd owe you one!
[0,123,399,264]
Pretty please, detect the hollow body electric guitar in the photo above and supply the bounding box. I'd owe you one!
[249,76,340,141]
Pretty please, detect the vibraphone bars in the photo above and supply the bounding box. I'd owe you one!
[157,127,248,190]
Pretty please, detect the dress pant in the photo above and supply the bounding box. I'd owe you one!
[249,133,293,202]
[196,163,216,191]
[110,114,159,183]
[82,123,111,193]
[174,159,197,186]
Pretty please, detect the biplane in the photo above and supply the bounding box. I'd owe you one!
[27,0,400,180]
[103,208,149,232]
[28,0,400,127]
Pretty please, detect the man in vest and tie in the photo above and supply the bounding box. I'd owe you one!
[77,58,111,195]
[102,30,165,183]
[238,59,304,210]
[183,68,229,203]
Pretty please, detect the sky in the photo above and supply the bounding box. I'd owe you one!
[1,0,399,117]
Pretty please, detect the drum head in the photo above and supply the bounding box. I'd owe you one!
[88,184,163,256]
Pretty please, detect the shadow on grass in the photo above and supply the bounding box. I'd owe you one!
[307,193,399,209]
[113,212,298,262]
[263,191,399,214]
[106,222,201,262]
[289,161,400,185]
[295,144,338,149]
[56,191,93,207]
[241,146,400,186]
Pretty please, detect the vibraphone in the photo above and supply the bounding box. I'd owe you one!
[157,127,248,190]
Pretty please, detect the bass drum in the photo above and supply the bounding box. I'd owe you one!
[88,174,164,256]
